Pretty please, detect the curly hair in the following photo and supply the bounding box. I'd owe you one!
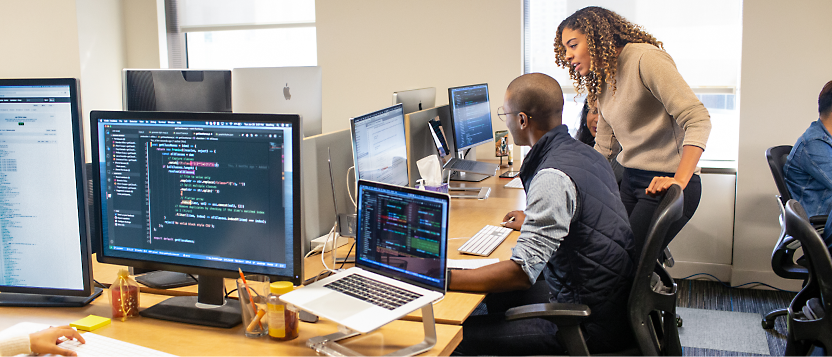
[574,99,595,147]
[554,6,663,105]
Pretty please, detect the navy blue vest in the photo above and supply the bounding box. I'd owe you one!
[519,125,636,351]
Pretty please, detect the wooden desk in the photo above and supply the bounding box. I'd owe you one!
[91,167,526,328]
[0,292,462,356]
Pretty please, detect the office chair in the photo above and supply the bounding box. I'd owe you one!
[505,184,684,356]
[766,145,828,227]
[783,200,832,355]
[762,146,814,329]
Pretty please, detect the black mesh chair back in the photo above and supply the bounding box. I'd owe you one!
[784,200,832,355]
[766,145,793,205]
[628,184,685,356]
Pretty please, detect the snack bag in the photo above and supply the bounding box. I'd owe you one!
[109,269,140,321]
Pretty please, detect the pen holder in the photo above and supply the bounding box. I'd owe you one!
[237,274,270,338]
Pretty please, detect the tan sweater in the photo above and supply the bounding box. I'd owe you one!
[594,43,711,174]
[0,335,30,356]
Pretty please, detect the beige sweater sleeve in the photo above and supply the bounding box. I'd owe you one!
[0,335,31,356]
[638,49,711,150]
[594,111,618,160]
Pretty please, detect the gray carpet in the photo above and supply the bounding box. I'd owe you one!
[677,307,771,355]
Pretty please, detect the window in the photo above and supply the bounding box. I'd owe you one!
[524,0,742,162]
[169,0,317,69]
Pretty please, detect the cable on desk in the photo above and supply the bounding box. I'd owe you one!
[225,288,238,299]
[337,242,356,270]
[680,273,798,293]
[93,279,108,289]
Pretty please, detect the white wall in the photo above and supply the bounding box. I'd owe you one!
[732,0,832,289]
[123,0,165,69]
[0,1,82,79]
[76,0,127,161]
[316,0,523,159]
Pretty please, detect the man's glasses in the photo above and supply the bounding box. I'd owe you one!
[496,106,521,121]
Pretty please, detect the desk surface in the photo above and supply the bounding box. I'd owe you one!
[0,292,463,356]
[92,168,526,327]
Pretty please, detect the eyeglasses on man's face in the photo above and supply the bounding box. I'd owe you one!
[497,106,521,121]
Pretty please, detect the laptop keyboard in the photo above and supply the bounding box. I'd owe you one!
[324,274,423,310]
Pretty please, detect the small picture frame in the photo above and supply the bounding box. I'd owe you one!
[495,130,509,157]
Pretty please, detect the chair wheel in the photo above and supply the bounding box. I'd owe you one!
[676,316,683,327]
[761,319,775,329]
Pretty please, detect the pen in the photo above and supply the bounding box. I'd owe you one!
[238,268,264,330]
[501,216,516,226]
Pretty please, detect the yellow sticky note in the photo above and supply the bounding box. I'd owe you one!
[70,315,111,331]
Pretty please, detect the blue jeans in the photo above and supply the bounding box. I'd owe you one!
[619,168,702,257]
[453,280,565,356]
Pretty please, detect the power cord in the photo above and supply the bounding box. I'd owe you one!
[680,273,798,293]
[347,166,356,208]
[337,242,356,270]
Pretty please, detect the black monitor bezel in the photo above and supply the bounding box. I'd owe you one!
[348,103,410,187]
[0,78,94,297]
[354,179,449,293]
[447,83,494,152]
[89,110,303,285]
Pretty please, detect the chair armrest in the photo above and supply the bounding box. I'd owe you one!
[810,215,828,226]
[505,302,591,326]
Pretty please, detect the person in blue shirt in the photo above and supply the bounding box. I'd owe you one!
[783,80,832,245]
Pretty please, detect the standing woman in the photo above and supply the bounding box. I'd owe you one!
[555,7,711,253]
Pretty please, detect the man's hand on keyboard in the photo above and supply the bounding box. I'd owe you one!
[502,210,525,230]
[31,325,85,356]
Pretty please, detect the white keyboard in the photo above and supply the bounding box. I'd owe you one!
[458,225,513,256]
[504,177,523,189]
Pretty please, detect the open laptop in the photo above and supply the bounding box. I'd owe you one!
[281,180,449,333]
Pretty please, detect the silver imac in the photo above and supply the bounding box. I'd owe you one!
[393,87,436,115]
[232,66,322,137]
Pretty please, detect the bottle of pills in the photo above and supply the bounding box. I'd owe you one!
[266,281,299,341]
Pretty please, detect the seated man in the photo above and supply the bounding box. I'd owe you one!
[450,73,636,355]
[784,80,832,245]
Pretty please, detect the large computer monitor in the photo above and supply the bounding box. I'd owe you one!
[0,78,101,307]
[232,66,323,138]
[393,87,436,115]
[123,69,232,112]
[447,83,494,153]
[349,104,410,187]
[90,110,302,328]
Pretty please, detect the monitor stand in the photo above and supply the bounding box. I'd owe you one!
[449,171,488,182]
[135,271,198,289]
[0,287,103,307]
[139,275,241,328]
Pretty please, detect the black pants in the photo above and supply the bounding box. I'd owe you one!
[619,168,701,258]
[452,280,564,356]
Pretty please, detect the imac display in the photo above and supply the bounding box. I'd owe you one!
[393,87,436,115]
[0,78,100,306]
[232,66,323,137]
[123,69,232,112]
[447,83,494,152]
[91,110,302,327]
[349,104,409,187]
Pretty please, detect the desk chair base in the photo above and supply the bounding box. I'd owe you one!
[306,304,437,357]
[762,307,787,329]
